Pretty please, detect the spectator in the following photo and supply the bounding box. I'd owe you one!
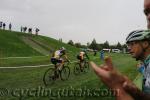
[20,26,23,32]
[90,30,150,100]
[28,28,32,34]
[100,50,104,60]
[0,22,2,29]
[93,50,97,56]
[35,28,40,36]
[3,23,6,30]
[23,27,27,33]
[9,23,12,31]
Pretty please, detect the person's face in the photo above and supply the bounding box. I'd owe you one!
[144,0,150,29]
[127,41,143,59]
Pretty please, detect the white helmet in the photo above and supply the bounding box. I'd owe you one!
[60,47,66,51]
[126,30,150,43]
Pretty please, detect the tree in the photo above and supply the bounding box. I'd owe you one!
[87,42,90,48]
[89,38,98,50]
[68,40,74,46]
[74,42,81,48]
[97,43,103,50]
[103,41,109,48]
[122,44,127,48]
[116,42,122,50]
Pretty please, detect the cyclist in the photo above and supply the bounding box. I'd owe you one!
[90,30,150,100]
[77,49,89,72]
[51,47,69,71]
[126,30,150,94]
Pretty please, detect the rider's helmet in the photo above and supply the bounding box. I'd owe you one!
[60,47,66,51]
[126,30,150,43]
[126,30,150,60]
[60,47,66,54]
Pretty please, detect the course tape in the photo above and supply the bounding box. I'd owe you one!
[0,61,78,69]
[0,55,49,60]
[0,57,99,69]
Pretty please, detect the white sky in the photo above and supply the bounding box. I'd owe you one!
[0,0,147,45]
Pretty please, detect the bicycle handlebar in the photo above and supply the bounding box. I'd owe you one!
[63,60,70,66]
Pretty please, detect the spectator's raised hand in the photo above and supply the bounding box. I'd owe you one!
[90,56,134,100]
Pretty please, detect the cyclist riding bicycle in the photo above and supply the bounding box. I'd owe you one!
[51,47,69,71]
[77,49,89,72]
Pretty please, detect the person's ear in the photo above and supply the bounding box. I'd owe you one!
[143,41,149,48]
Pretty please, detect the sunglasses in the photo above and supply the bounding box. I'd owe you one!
[144,8,150,16]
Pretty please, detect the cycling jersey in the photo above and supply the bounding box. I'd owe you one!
[51,50,66,65]
[77,51,89,61]
[143,54,150,93]
[52,50,65,59]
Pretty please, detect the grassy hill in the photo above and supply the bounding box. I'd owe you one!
[0,30,43,57]
[0,30,80,67]
[0,30,80,57]
[0,30,139,100]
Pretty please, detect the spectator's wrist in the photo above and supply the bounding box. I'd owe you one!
[116,88,133,100]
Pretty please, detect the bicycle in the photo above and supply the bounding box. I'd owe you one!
[43,61,70,86]
[74,58,89,75]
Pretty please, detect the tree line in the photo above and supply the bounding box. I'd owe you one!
[67,38,127,51]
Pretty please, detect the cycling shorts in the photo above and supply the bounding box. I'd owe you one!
[51,58,62,65]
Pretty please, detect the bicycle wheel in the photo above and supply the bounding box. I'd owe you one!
[84,61,89,72]
[74,63,80,75]
[43,68,56,86]
[60,66,70,81]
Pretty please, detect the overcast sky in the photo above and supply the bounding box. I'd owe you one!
[0,0,147,45]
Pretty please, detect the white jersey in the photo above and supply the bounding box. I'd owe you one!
[53,50,63,59]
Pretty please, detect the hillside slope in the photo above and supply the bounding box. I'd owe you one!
[0,30,80,58]
[21,36,49,55]
[0,30,43,57]
[31,35,80,60]
[0,30,81,67]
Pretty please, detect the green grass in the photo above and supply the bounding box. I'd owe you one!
[0,56,50,67]
[133,73,143,90]
[0,30,79,57]
[0,30,43,57]
[21,36,50,55]
[0,30,140,100]
[0,30,80,67]
[31,35,81,56]
[0,53,139,100]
